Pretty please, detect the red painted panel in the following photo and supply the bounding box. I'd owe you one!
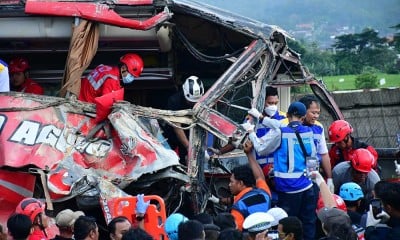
[25,0,170,30]
[207,112,237,136]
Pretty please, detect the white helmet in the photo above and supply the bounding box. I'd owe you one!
[182,76,204,103]
[266,207,288,227]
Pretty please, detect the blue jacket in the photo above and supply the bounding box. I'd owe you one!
[255,111,286,166]
[232,188,271,218]
[273,121,316,193]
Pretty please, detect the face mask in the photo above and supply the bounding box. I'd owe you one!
[122,73,135,84]
[264,105,278,116]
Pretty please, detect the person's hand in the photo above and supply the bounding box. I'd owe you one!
[241,122,255,132]
[309,171,324,186]
[255,230,268,240]
[208,195,220,204]
[395,160,400,175]
[243,140,253,154]
[327,178,334,193]
[136,194,150,215]
[248,108,262,119]
[366,204,381,227]
[366,204,390,227]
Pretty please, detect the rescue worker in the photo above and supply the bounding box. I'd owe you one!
[215,140,271,231]
[339,182,365,225]
[242,86,287,173]
[246,101,319,240]
[299,95,334,192]
[332,148,380,212]
[163,75,204,164]
[9,57,44,94]
[328,120,378,171]
[215,86,287,168]
[15,198,50,240]
[228,86,287,206]
[0,58,9,92]
[78,53,143,103]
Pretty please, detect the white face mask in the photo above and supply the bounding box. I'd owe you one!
[122,73,135,84]
[264,105,278,116]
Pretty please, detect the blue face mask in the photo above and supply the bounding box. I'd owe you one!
[122,73,135,84]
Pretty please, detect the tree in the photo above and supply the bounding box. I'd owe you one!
[355,67,378,89]
[390,23,400,52]
[332,28,397,74]
[288,39,335,76]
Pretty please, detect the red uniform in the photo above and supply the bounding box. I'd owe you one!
[329,137,378,170]
[17,78,44,95]
[78,64,121,103]
[28,229,48,240]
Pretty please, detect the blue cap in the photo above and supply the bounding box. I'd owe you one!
[287,101,307,117]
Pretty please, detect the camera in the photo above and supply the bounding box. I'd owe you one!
[370,198,382,219]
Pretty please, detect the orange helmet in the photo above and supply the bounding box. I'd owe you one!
[120,53,144,77]
[351,148,373,173]
[317,194,347,212]
[9,57,30,73]
[328,120,353,143]
[15,198,45,222]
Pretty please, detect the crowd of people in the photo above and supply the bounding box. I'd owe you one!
[0,55,399,240]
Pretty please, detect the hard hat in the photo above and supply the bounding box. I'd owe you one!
[351,148,373,173]
[242,212,274,233]
[328,120,353,143]
[317,194,347,213]
[182,76,204,103]
[120,53,144,77]
[9,57,30,73]
[266,207,288,227]
[339,182,364,201]
[164,213,188,240]
[15,198,45,222]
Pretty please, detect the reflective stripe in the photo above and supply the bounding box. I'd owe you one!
[0,179,33,197]
[274,171,304,178]
[256,157,274,165]
[88,73,119,90]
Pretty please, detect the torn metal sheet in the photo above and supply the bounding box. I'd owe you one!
[0,93,181,200]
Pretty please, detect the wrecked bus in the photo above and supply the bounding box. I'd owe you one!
[2,0,389,235]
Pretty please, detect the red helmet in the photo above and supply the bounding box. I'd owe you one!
[317,194,347,212]
[351,148,373,173]
[15,198,45,222]
[9,57,30,73]
[120,53,144,77]
[328,120,353,143]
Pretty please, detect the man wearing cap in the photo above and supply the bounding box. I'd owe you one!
[53,209,85,240]
[245,101,319,240]
[243,212,275,240]
[317,207,357,239]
